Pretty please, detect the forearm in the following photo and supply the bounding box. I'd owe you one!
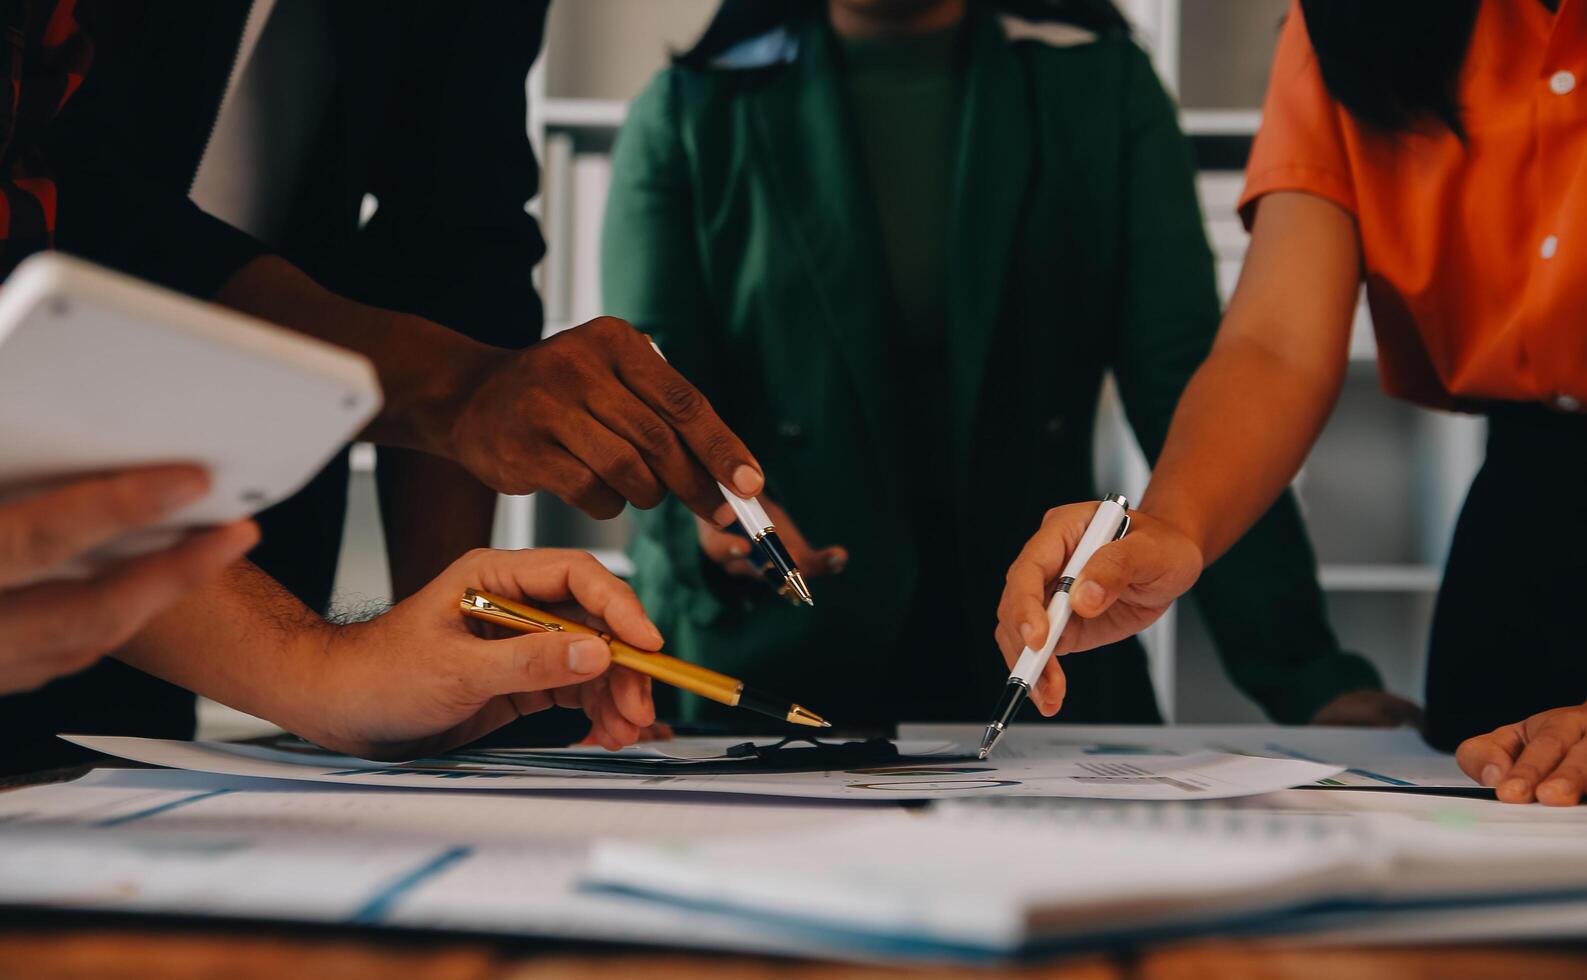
[1141,331,1343,563]
[115,559,338,743]
[213,255,497,456]
[1139,192,1360,564]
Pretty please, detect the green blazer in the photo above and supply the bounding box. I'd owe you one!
[602,8,1380,727]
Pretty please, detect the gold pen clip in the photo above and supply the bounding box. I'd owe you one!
[461,589,565,633]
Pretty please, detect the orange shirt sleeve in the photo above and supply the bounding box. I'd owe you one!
[1238,2,1357,230]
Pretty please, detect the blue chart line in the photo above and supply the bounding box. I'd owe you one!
[96,789,234,828]
[351,846,473,925]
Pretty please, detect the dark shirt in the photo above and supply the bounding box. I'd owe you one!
[0,0,551,775]
[837,25,980,720]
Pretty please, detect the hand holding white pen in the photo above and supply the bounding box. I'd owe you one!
[979,495,1133,758]
[993,501,1206,725]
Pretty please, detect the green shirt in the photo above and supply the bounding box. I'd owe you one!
[838,24,963,352]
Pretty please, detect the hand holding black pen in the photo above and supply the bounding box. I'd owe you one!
[646,338,825,606]
[696,498,848,604]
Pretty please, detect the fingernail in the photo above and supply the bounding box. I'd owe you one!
[827,553,847,573]
[732,464,763,496]
[1542,778,1572,798]
[643,620,664,648]
[1481,764,1503,787]
[1021,623,1038,645]
[1499,777,1529,800]
[163,474,209,510]
[567,639,607,674]
[1076,581,1105,610]
[730,542,750,558]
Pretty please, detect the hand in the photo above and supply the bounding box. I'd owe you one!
[995,503,1203,716]
[696,498,847,581]
[1309,690,1424,728]
[1456,704,1587,806]
[450,317,764,524]
[0,466,258,695]
[307,548,661,760]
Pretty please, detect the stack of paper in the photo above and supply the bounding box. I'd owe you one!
[586,797,1587,956]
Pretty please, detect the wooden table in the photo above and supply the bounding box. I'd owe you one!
[1,925,1585,980]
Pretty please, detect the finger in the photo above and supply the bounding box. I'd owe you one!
[593,390,720,516]
[994,622,1024,669]
[581,678,638,750]
[558,552,665,650]
[612,326,764,499]
[508,690,556,716]
[638,721,675,741]
[804,546,849,578]
[0,465,211,587]
[1034,657,1067,716]
[538,449,628,521]
[591,697,642,749]
[698,521,755,565]
[721,558,766,580]
[1001,559,1053,650]
[559,414,667,512]
[0,520,259,663]
[468,633,611,701]
[1070,537,1155,619]
[761,503,847,576]
[1456,725,1525,787]
[550,685,583,710]
[608,666,656,729]
[469,549,664,650]
[1536,737,1587,807]
[1498,719,1582,804]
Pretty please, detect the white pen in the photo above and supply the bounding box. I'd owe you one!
[645,337,813,607]
[978,494,1131,759]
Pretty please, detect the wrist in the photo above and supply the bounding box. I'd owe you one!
[393,325,499,460]
[272,618,354,748]
[1137,491,1211,563]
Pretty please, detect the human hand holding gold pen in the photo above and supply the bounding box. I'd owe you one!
[462,587,830,730]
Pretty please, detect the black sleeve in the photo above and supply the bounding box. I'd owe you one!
[44,0,266,299]
[350,0,548,350]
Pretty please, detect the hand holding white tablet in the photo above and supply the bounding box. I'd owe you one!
[0,465,258,694]
[0,253,382,580]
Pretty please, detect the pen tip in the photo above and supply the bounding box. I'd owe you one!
[786,570,814,607]
[821,720,832,728]
[977,748,989,760]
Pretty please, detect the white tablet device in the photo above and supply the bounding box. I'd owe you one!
[0,252,383,579]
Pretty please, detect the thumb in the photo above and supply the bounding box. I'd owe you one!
[1069,538,1145,618]
[473,632,612,699]
[1456,726,1524,788]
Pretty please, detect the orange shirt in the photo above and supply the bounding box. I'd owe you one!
[1241,0,1587,412]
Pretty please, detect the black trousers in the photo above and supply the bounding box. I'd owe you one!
[1423,404,1587,751]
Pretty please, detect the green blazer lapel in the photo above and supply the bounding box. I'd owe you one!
[746,17,890,454]
[947,12,1034,472]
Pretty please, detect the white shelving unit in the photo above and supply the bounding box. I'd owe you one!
[491,0,1485,722]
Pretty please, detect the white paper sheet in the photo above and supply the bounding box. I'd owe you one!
[902,723,1471,789]
[63,735,1342,802]
[0,767,902,958]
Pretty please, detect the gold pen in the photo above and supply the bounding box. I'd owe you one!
[460,589,830,728]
